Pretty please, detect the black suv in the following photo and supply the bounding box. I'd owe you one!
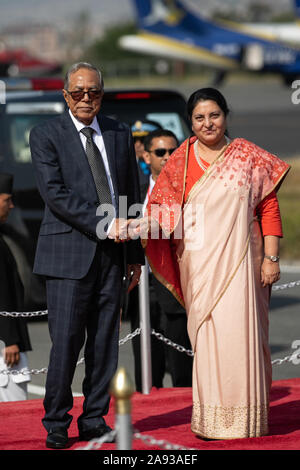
[0,84,190,309]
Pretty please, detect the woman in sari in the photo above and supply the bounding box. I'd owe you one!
[137,88,290,439]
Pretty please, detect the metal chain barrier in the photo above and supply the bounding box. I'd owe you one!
[1,275,300,376]
[119,327,141,345]
[75,428,196,451]
[133,430,197,451]
[1,278,299,318]
[151,329,194,356]
[150,329,300,365]
[75,429,117,450]
[1,327,299,376]
[272,279,300,291]
[0,310,48,318]
[0,366,48,376]
[0,328,142,376]
[271,352,300,366]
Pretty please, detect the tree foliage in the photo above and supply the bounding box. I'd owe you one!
[85,23,149,63]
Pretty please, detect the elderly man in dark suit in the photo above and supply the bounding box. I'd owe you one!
[29,62,144,449]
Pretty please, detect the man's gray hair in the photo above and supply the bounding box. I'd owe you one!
[64,62,104,90]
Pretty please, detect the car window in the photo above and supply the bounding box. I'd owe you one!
[146,112,186,142]
[101,94,190,143]
[6,102,65,164]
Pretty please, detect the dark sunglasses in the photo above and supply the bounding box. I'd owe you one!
[149,147,176,157]
[66,89,102,101]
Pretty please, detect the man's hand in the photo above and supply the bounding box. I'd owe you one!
[127,264,142,293]
[107,218,133,242]
[4,344,20,367]
[261,258,280,287]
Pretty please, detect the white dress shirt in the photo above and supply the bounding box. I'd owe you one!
[142,175,156,215]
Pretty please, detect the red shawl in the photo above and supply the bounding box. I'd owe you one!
[143,136,290,306]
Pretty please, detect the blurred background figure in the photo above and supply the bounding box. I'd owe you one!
[131,120,162,187]
[128,129,193,392]
[0,173,32,402]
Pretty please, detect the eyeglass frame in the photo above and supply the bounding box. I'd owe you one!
[65,88,103,102]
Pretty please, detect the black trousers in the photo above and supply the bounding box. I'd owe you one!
[42,241,123,432]
[129,274,193,392]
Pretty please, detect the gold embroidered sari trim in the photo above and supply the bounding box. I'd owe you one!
[191,402,269,439]
[254,165,291,209]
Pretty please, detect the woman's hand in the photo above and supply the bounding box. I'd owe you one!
[261,258,280,287]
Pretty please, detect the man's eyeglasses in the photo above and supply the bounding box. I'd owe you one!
[66,89,102,102]
[148,148,176,157]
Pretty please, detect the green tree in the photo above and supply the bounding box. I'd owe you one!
[85,23,149,64]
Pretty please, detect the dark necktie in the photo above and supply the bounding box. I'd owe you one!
[80,127,112,205]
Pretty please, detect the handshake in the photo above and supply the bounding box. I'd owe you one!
[107,217,151,243]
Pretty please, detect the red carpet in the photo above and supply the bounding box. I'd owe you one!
[0,378,299,451]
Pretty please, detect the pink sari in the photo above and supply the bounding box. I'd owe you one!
[144,137,290,439]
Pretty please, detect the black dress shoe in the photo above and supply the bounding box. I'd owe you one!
[79,424,115,442]
[46,427,68,449]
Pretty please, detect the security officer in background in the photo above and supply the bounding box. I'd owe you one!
[131,120,161,188]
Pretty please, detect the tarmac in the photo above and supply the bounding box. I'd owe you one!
[182,77,300,159]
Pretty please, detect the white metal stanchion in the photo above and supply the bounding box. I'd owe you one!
[138,260,152,394]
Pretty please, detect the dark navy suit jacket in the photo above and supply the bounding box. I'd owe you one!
[29,110,144,279]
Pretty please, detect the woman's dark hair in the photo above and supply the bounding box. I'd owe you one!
[187,88,230,120]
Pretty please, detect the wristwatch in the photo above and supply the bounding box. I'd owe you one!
[264,255,280,262]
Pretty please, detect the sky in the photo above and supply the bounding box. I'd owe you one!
[0,0,294,31]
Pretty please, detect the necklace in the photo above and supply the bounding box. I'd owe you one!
[194,137,230,171]
[193,140,210,172]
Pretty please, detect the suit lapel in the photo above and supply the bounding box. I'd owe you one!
[60,111,99,200]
